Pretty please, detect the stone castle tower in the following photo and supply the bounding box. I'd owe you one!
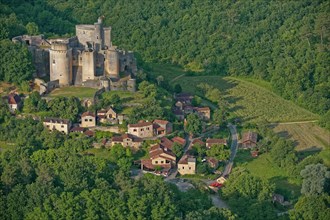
[13,17,137,92]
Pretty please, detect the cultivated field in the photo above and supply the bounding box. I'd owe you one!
[48,87,98,98]
[271,122,330,151]
[176,76,318,123]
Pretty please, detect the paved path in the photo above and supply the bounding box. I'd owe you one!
[269,120,318,125]
[170,74,186,83]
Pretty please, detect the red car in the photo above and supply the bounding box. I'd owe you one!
[209,182,223,188]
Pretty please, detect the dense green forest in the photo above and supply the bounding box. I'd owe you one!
[0,0,329,120]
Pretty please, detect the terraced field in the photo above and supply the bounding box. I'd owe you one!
[271,122,330,151]
[176,76,318,123]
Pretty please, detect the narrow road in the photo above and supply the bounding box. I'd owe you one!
[222,123,238,177]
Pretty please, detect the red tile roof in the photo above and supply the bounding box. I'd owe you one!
[206,138,227,145]
[84,130,95,137]
[153,119,170,125]
[8,94,21,105]
[82,111,95,117]
[44,117,70,125]
[192,139,205,146]
[70,127,85,133]
[128,121,153,128]
[172,136,186,146]
[242,131,258,143]
[178,155,196,164]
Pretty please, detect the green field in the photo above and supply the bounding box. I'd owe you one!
[148,63,187,82]
[48,87,98,98]
[235,151,301,199]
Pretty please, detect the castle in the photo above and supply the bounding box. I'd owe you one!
[12,17,137,92]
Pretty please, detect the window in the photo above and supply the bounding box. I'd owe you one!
[161,161,164,164]
[89,119,93,122]
[53,59,55,64]
[155,161,158,164]
[182,167,184,169]
[189,167,191,170]
[133,129,137,132]
[146,127,149,130]
[141,128,144,131]
[85,119,88,122]
[61,125,64,128]
[83,31,85,34]
[46,125,50,128]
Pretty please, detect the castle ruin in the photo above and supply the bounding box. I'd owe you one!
[13,17,137,92]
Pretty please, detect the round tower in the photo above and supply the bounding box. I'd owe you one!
[49,42,72,86]
[105,48,119,78]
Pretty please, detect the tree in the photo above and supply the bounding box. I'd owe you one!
[0,40,34,83]
[26,22,39,35]
[300,163,330,195]
[174,84,182,93]
[289,194,330,220]
[206,144,230,161]
[213,109,224,125]
[185,113,202,135]
[172,142,183,158]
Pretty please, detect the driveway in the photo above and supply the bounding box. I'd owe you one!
[222,123,238,176]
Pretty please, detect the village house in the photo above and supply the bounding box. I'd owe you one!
[206,138,227,148]
[43,117,71,134]
[241,131,258,149]
[175,93,193,106]
[160,137,174,150]
[196,107,211,120]
[173,108,184,121]
[192,139,205,147]
[81,111,96,127]
[153,119,173,136]
[127,121,153,138]
[178,155,196,175]
[141,144,176,176]
[70,127,85,134]
[97,107,125,124]
[172,136,186,146]
[7,93,22,113]
[111,133,143,149]
[207,157,219,169]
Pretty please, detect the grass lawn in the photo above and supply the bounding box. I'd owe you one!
[48,86,98,98]
[270,122,330,151]
[148,63,187,82]
[175,75,318,123]
[235,151,301,199]
[83,148,112,159]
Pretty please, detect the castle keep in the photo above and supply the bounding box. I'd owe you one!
[13,17,137,92]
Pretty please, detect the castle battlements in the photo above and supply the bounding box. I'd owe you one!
[13,17,137,92]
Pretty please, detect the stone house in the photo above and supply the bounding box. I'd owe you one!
[127,121,153,138]
[141,144,176,176]
[153,119,173,136]
[196,107,211,120]
[70,127,85,134]
[43,117,71,134]
[7,93,22,113]
[206,138,227,148]
[81,111,96,127]
[111,133,143,149]
[178,155,196,175]
[241,131,258,149]
[207,157,219,169]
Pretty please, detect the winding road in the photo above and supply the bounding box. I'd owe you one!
[222,123,238,177]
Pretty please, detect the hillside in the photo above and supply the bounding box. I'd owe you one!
[0,0,329,122]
